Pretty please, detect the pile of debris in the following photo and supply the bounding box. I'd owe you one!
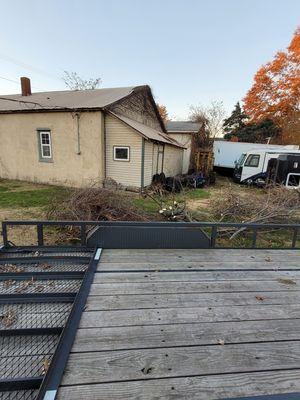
[47,186,150,221]
[152,171,215,193]
[211,185,300,225]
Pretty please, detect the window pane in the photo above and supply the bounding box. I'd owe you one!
[115,147,129,160]
[41,133,50,144]
[245,155,260,167]
[42,145,51,157]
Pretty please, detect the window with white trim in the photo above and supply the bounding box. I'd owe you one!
[39,131,52,159]
[113,146,130,161]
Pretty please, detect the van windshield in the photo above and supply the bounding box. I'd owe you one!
[236,153,246,166]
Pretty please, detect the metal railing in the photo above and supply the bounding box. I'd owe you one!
[1,220,299,249]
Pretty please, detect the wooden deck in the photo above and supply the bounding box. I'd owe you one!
[57,249,300,400]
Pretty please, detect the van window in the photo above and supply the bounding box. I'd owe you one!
[237,153,246,166]
[244,154,260,167]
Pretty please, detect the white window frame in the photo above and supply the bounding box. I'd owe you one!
[39,131,52,159]
[113,146,130,162]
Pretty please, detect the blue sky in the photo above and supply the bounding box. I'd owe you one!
[0,0,299,119]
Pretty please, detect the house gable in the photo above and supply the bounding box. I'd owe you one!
[106,86,165,133]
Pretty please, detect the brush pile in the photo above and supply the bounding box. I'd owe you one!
[211,185,300,224]
[47,187,149,221]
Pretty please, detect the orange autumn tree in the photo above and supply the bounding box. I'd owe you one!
[243,27,300,144]
[156,103,169,122]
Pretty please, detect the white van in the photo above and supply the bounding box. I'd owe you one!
[213,140,298,170]
[233,149,300,184]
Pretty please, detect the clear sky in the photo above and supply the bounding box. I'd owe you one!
[0,0,299,119]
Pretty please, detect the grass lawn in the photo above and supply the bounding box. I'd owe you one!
[0,180,67,208]
[0,179,68,245]
[132,187,211,217]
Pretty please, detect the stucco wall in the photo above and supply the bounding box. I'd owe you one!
[168,132,191,173]
[0,111,104,187]
[105,115,142,187]
[163,145,183,177]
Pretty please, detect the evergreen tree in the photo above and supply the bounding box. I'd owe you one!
[223,102,248,134]
[224,119,281,143]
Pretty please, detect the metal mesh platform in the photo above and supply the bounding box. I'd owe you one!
[0,246,97,400]
[0,389,38,400]
[0,261,88,273]
[0,279,81,295]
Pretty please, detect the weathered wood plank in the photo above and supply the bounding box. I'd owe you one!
[90,280,300,296]
[94,270,300,283]
[102,248,300,258]
[62,341,300,385]
[100,249,300,264]
[58,369,300,400]
[97,261,300,271]
[86,291,300,310]
[102,248,298,256]
[80,304,300,328]
[73,318,300,352]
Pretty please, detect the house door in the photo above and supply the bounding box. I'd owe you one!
[157,144,164,174]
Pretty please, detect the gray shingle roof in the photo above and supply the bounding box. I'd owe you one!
[110,112,185,148]
[166,121,202,133]
[0,86,140,112]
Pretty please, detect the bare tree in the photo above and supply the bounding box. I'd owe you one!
[62,71,101,90]
[189,100,226,139]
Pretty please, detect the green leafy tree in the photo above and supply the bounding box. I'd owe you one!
[223,102,248,134]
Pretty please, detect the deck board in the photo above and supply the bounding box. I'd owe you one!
[58,248,300,399]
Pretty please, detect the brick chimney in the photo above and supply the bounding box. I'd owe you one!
[20,77,31,96]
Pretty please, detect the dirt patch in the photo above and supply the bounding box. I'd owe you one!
[0,207,45,246]
[186,198,210,211]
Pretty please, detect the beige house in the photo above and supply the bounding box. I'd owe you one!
[0,79,183,188]
[166,121,201,173]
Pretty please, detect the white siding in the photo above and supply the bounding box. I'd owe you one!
[163,145,183,177]
[151,143,164,176]
[105,115,142,187]
[168,133,191,173]
[144,140,154,186]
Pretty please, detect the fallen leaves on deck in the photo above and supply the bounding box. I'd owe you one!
[0,309,16,327]
[41,358,51,375]
[0,264,24,273]
[277,278,297,285]
[255,295,266,301]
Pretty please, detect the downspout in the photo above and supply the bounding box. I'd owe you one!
[103,113,107,180]
[75,112,81,155]
[141,138,145,191]
[161,144,165,173]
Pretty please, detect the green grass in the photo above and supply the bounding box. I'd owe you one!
[181,188,210,200]
[132,188,210,215]
[0,180,67,208]
[132,197,158,213]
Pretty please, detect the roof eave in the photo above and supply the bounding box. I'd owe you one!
[107,111,185,149]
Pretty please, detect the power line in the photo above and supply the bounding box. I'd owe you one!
[0,53,62,82]
[0,75,49,91]
[0,75,20,85]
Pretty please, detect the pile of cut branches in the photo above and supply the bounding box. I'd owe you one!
[47,187,149,222]
[142,185,193,221]
[211,185,300,225]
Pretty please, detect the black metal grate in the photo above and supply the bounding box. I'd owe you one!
[0,302,72,330]
[0,247,98,400]
[0,279,81,295]
[0,250,92,258]
[0,261,88,273]
[0,389,38,400]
